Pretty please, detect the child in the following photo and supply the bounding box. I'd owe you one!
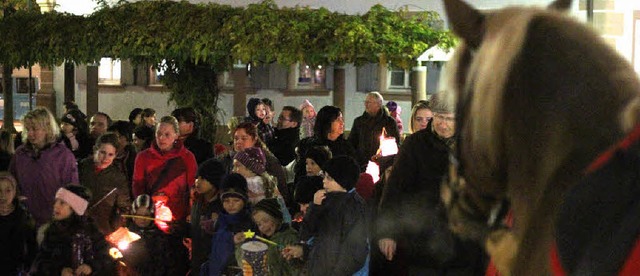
[243,198,302,275]
[30,185,115,276]
[121,194,188,276]
[204,173,255,276]
[190,159,226,276]
[0,172,37,275]
[283,156,369,275]
[299,99,316,139]
[234,147,291,222]
[304,146,331,177]
[292,176,323,231]
[386,101,403,134]
[60,109,91,161]
[245,98,274,145]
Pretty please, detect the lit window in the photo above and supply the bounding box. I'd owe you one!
[98,58,121,85]
[297,63,325,88]
[387,66,410,89]
[149,59,167,86]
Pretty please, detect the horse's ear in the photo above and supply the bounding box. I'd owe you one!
[548,0,572,11]
[443,0,485,49]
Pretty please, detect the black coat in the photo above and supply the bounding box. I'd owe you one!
[270,127,300,166]
[0,201,37,275]
[301,191,368,276]
[183,135,213,165]
[122,222,189,276]
[377,122,485,274]
[189,196,223,276]
[348,109,400,170]
[294,136,356,184]
[30,216,115,276]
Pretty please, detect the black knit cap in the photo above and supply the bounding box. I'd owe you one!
[253,198,283,221]
[197,159,226,189]
[220,173,248,201]
[305,146,332,168]
[322,155,360,191]
[294,176,324,204]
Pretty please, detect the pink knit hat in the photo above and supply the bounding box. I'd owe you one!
[234,147,266,175]
[299,99,314,111]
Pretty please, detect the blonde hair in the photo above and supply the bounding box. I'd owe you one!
[22,107,60,146]
[409,100,431,133]
[158,116,180,136]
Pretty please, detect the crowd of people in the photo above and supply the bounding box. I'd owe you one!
[0,91,489,275]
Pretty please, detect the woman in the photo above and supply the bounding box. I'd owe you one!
[409,100,433,134]
[132,116,197,233]
[60,109,92,161]
[294,105,355,183]
[78,132,131,235]
[10,107,78,226]
[0,129,15,170]
[220,122,289,206]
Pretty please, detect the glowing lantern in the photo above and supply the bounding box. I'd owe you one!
[365,128,399,183]
[106,227,141,251]
[153,197,173,233]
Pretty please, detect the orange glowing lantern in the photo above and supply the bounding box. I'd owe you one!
[153,195,173,233]
[107,227,141,251]
[365,128,398,183]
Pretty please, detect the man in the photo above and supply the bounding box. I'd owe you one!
[107,120,137,183]
[89,112,112,140]
[171,107,213,165]
[348,92,400,170]
[376,92,486,275]
[270,106,302,166]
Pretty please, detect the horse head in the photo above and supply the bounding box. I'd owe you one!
[441,0,640,274]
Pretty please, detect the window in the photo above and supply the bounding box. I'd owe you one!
[98,58,121,85]
[297,63,325,89]
[387,66,410,89]
[149,59,167,86]
[16,78,36,94]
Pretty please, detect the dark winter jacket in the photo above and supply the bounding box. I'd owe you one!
[30,216,115,275]
[190,196,223,276]
[132,140,197,223]
[270,127,300,166]
[10,141,79,226]
[78,157,131,235]
[183,135,213,165]
[113,144,137,184]
[0,200,37,275]
[294,136,356,183]
[121,222,189,276]
[377,122,485,273]
[348,109,400,170]
[264,224,302,276]
[204,209,256,276]
[0,150,12,171]
[301,190,368,276]
[62,131,93,161]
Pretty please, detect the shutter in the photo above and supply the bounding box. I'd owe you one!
[325,65,334,90]
[356,63,378,92]
[268,63,288,90]
[76,65,87,84]
[426,62,442,95]
[250,64,269,89]
[120,59,134,85]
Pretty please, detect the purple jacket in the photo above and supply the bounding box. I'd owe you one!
[10,141,79,225]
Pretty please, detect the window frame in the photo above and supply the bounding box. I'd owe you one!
[98,57,122,85]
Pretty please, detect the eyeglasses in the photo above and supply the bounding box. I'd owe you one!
[433,114,455,123]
